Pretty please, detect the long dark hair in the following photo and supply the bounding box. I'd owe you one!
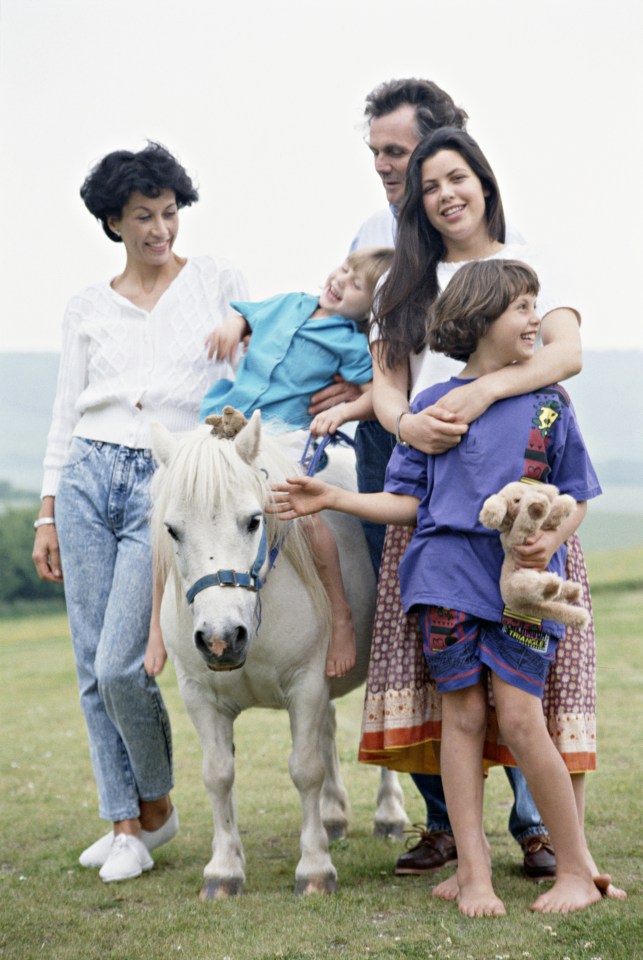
[374,128,506,370]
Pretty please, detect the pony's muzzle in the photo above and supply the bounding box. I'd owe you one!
[194,624,250,670]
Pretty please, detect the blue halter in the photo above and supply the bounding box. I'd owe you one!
[184,428,355,608]
[185,518,271,604]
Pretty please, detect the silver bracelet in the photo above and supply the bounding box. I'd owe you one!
[395,411,410,446]
[34,517,56,529]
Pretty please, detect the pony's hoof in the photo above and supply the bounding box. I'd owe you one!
[373,819,406,840]
[294,872,337,895]
[199,877,244,900]
[324,820,348,842]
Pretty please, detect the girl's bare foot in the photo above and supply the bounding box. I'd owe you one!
[326,615,356,678]
[531,873,602,913]
[432,834,491,902]
[435,858,504,918]
[583,847,627,900]
[593,873,627,901]
[432,871,459,901]
[457,875,505,917]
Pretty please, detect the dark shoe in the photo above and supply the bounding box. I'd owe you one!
[395,826,457,875]
[521,834,556,881]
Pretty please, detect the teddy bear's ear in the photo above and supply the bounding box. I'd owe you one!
[541,493,577,530]
[479,493,508,530]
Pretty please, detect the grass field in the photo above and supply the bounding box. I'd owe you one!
[0,569,641,959]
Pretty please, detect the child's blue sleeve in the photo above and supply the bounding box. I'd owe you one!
[229,295,288,332]
[549,402,602,502]
[336,328,373,385]
[385,443,430,501]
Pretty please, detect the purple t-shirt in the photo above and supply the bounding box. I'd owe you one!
[384,378,601,633]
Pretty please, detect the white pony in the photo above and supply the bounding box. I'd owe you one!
[151,412,406,899]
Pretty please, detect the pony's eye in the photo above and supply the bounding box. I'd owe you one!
[165,523,179,541]
[247,516,261,534]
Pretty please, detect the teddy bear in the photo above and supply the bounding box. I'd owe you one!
[205,405,248,439]
[479,480,590,630]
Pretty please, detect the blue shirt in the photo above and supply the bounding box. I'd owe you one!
[385,379,601,632]
[200,293,373,428]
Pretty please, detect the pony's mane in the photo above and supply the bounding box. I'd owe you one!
[151,424,330,626]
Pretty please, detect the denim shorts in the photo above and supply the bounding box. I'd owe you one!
[418,604,558,698]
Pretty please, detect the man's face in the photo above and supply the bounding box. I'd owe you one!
[368,103,420,206]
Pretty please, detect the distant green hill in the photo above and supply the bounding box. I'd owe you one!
[1,350,642,497]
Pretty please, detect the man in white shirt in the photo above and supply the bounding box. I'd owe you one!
[349,79,467,253]
[310,77,556,884]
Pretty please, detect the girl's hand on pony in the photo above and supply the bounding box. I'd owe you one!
[269,476,334,520]
[205,315,248,362]
[512,528,561,569]
[310,404,347,437]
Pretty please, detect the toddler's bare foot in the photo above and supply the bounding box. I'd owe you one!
[432,871,459,901]
[531,873,602,913]
[326,615,356,678]
[457,877,505,918]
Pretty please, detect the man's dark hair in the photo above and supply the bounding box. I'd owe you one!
[364,78,468,137]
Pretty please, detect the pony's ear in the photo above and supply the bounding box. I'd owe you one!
[234,409,261,464]
[151,421,179,466]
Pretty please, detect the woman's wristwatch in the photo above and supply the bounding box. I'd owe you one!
[395,411,410,447]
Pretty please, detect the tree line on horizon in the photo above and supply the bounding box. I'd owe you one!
[0,505,65,609]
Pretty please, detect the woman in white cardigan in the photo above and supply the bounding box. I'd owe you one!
[32,143,248,883]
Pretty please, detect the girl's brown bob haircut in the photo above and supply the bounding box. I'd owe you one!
[427,259,540,362]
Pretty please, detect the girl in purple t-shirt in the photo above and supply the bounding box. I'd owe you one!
[270,259,621,916]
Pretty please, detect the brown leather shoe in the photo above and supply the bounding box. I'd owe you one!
[394,826,457,875]
[521,834,556,881]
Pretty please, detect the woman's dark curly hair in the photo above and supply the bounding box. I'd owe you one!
[373,128,505,370]
[427,259,539,362]
[80,141,199,242]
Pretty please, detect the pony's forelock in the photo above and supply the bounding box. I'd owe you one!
[150,424,329,626]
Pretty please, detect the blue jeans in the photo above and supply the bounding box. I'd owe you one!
[56,438,173,822]
[411,770,546,845]
[355,420,396,575]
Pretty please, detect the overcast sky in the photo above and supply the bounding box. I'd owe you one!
[1,0,641,353]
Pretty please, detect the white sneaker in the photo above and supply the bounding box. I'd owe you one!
[79,830,114,868]
[79,807,179,868]
[99,834,154,883]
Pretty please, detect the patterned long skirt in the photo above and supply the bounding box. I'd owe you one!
[358,526,596,774]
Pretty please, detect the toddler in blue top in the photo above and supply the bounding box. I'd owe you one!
[201,248,393,434]
[270,260,607,916]
[200,247,393,678]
